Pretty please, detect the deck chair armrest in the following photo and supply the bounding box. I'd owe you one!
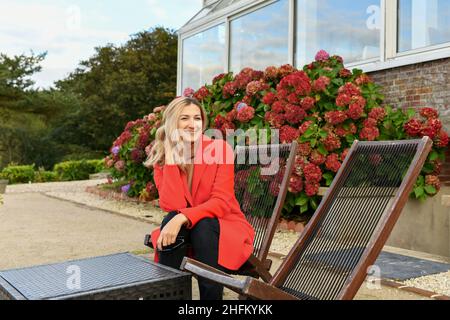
[242,278,299,300]
[181,257,298,300]
[246,254,273,283]
[181,257,248,292]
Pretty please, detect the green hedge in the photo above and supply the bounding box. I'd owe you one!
[0,160,106,184]
[0,165,36,184]
[53,160,105,181]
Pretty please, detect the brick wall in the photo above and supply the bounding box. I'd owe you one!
[368,58,450,185]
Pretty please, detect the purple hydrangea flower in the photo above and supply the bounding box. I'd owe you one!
[112,146,120,155]
[236,102,247,112]
[183,87,195,98]
[121,184,130,194]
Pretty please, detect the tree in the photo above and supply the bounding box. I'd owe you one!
[54,27,178,152]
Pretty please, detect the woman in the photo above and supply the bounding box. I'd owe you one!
[144,96,255,300]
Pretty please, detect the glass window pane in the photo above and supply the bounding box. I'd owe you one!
[182,24,226,91]
[296,0,381,66]
[398,0,450,52]
[230,0,289,72]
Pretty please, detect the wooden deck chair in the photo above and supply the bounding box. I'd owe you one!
[145,141,298,283]
[181,137,433,300]
[230,141,298,282]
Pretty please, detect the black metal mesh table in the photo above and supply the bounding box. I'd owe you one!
[0,252,191,300]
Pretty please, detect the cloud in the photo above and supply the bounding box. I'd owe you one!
[0,0,203,89]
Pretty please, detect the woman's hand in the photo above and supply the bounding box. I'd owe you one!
[157,214,189,251]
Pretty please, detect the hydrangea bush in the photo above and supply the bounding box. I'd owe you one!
[106,50,448,219]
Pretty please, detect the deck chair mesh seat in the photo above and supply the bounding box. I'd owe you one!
[231,141,297,282]
[144,141,298,283]
[181,137,433,300]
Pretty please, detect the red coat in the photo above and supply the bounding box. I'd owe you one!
[150,134,255,270]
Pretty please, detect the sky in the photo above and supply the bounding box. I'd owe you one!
[0,0,203,89]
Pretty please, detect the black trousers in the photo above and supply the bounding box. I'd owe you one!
[158,211,228,300]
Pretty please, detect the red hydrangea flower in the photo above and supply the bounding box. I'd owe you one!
[264,112,285,128]
[312,76,331,92]
[288,174,303,194]
[236,106,255,123]
[214,114,226,128]
[315,50,330,62]
[355,74,372,86]
[235,170,250,189]
[271,101,286,114]
[278,64,295,77]
[226,109,237,122]
[223,81,238,98]
[234,68,255,89]
[322,132,341,151]
[339,68,352,78]
[299,120,314,136]
[212,73,225,84]
[404,118,423,136]
[262,92,277,105]
[303,163,322,183]
[336,93,351,107]
[363,118,378,128]
[146,182,158,198]
[359,127,380,141]
[279,125,300,143]
[246,80,270,96]
[277,71,312,97]
[305,181,320,196]
[309,150,326,165]
[114,160,125,172]
[183,87,195,97]
[368,107,386,122]
[193,86,210,101]
[338,83,361,96]
[435,130,449,148]
[325,153,341,173]
[285,104,307,124]
[346,103,365,120]
[287,93,300,104]
[419,107,438,119]
[425,175,441,192]
[300,96,316,111]
[298,142,312,156]
[324,111,348,125]
[264,66,279,80]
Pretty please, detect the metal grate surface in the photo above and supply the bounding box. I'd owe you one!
[0,253,185,300]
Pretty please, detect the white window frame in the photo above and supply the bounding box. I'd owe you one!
[177,0,450,94]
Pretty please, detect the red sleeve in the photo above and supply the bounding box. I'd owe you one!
[179,141,236,228]
[153,163,187,212]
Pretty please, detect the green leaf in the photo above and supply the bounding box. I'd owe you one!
[424,185,437,195]
[300,204,309,214]
[310,139,317,148]
[295,196,309,206]
[428,151,439,161]
[414,186,424,198]
[317,144,328,156]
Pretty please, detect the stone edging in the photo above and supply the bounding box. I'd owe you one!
[379,279,450,300]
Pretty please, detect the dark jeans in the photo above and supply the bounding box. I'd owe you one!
[158,211,228,300]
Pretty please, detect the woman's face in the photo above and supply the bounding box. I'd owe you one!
[178,104,203,143]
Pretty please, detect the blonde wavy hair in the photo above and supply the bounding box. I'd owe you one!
[144,96,208,172]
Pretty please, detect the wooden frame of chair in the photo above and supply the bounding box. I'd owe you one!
[232,141,298,283]
[181,137,433,300]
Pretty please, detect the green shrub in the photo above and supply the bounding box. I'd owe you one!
[53,160,103,181]
[34,168,58,183]
[0,164,35,184]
